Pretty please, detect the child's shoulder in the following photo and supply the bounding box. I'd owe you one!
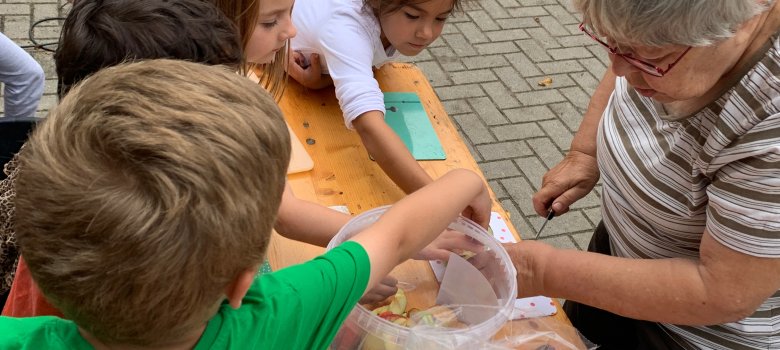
[204,242,370,349]
[0,316,91,349]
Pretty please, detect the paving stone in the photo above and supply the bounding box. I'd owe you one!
[481,81,520,109]
[507,6,548,18]
[441,100,473,115]
[489,179,508,199]
[501,176,537,217]
[505,52,543,76]
[527,136,565,169]
[578,57,607,79]
[493,66,532,93]
[516,89,566,106]
[467,10,501,31]
[492,122,545,141]
[547,46,593,60]
[477,140,533,161]
[461,54,510,69]
[482,159,522,180]
[524,73,575,91]
[548,101,585,133]
[485,28,530,42]
[515,39,552,62]
[560,86,591,108]
[475,41,519,55]
[429,46,466,71]
[536,59,584,74]
[450,68,498,85]
[415,60,451,87]
[504,105,556,123]
[514,156,547,189]
[584,207,603,226]
[524,27,562,49]
[535,16,570,36]
[495,17,539,30]
[467,96,508,125]
[500,198,536,240]
[568,71,599,95]
[443,33,479,56]
[456,22,490,44]
[544,4,579,24]
[436,83,485,100]
[538,118,574,150]
[570,231,595,250]
[452,113,496,144]
[481,0,512,19]
[532,210,593,238]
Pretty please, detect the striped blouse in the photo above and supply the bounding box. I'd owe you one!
[598,36,780,349]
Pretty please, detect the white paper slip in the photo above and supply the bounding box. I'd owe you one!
[511,296,558,319]
[328,205,350,215]
[489,211,516,243]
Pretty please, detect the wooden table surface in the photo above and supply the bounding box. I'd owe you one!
[268,63,582,347]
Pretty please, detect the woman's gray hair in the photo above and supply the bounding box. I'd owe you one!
[573,0,769,47]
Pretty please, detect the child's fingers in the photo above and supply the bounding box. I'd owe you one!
[359,275,398,304]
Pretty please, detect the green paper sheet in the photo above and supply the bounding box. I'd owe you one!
[383,92,446,160]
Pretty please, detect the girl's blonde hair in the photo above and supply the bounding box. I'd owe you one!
[212,0,289,100]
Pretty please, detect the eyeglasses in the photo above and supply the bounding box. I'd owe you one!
[579,22,691,77]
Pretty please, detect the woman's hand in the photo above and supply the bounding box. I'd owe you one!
[532,150,600,217]
[287,52,333,89]
[503,241,555,298]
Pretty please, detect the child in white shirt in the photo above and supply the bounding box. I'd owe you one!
[289,0,461,195]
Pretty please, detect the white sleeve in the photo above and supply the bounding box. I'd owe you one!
[318,16,385,129]
[0,32,44,120]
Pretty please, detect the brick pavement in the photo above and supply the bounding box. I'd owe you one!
[0,0,606,250]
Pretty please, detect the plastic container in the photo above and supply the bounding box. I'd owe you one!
[327,206,518,350]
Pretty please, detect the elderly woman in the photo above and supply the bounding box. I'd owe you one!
[507,0,780,349]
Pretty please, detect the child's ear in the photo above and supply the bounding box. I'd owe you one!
[224,267,257,309]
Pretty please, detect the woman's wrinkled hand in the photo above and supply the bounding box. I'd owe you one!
[504,241,554,298]
[287,52,333,90]
[532,150,599,217]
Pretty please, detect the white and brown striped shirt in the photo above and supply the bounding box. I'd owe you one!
[598,36,780,349]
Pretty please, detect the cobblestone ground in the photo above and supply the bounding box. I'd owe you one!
[0,0,607,250]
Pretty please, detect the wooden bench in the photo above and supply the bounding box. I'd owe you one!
[268,62,582,346]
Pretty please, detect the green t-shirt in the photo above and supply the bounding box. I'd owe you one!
[0,241,370,350]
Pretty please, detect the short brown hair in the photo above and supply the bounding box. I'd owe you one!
[363,0,463,17]
[16,59,290,346]
[55,0,242,98]
[210,0,289,100]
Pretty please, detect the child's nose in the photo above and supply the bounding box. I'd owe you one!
[284,21,297,40]
[416,23,433,41]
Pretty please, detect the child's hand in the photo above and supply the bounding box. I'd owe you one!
[288,52,333,90]
[414,229,485,261]
[459,183,492,228]
[359,275,398,304]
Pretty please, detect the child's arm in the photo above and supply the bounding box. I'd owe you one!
[353,111,433,194]
[349,169,491,291]
[275,183,351,247]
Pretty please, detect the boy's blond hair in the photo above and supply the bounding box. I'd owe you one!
[15,59,291,346]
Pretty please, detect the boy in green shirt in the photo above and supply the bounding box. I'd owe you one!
[0,59,491,349]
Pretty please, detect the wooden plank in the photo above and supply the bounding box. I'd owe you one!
[266,62,576,343]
